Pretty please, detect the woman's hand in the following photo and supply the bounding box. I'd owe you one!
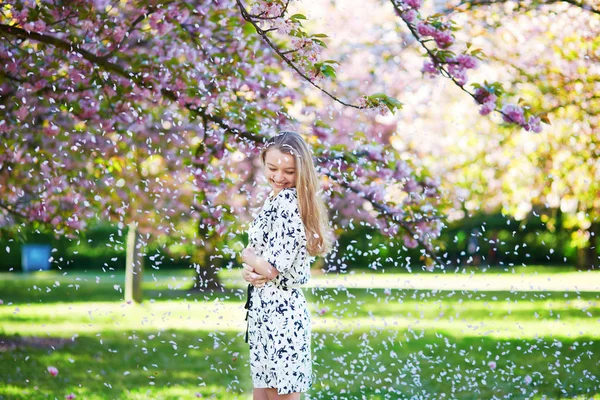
[241,247,257,265]
[241,262,268,288]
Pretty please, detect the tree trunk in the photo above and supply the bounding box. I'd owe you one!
[577,221,599,271]
[125,222,144,303]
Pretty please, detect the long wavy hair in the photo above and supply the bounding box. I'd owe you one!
[260,131,333,257]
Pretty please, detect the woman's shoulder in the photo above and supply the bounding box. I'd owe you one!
[270,188,299,212]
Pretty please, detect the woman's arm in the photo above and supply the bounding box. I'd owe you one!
[241,248,280,280]
[241,262,270,287]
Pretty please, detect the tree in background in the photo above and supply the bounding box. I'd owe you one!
[437,0,599,269]
[0,0,558,284]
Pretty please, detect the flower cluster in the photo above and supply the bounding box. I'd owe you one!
[474,87,498,116]
[416,22,454,48]
[501,104,542,133]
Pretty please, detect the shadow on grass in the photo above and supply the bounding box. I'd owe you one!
[0,329,598,400]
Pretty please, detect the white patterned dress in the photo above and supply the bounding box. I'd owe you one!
[245,187,313,395]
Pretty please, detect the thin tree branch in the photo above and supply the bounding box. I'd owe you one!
[102,8,157,59]
[0,201,29,220]
[244,0,291,20]
[388,0,526,125]
[449,0,599,15]
[235,0,364,109]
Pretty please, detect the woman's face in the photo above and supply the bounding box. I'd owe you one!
[264,148,297,193]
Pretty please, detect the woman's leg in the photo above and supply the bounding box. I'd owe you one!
[264,388,301,400]
[253,388,269,400]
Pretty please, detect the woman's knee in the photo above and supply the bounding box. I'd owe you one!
[253,388,269,400]
[264,388,301,400]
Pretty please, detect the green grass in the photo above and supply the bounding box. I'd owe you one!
[0,268,599,399]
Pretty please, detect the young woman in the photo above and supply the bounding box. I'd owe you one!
[241,131,332,400]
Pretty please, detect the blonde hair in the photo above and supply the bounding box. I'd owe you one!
[260,131,333,257]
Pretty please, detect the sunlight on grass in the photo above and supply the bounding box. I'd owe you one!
[1,291,598,339]
[1,269,599,399]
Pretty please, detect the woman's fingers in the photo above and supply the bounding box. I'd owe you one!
[241,269,253,283]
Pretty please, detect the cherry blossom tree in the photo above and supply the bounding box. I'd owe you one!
[0,0,555,285]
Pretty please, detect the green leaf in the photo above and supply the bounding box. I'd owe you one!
[312,33,329,38]
[368,93,387,100]
[290,13,307,20]
[320,64,337,78]
[367,93,402,112]
[312,38,327,48]
[385,97,403,109]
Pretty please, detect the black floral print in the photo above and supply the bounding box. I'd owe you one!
[245,187,313,395]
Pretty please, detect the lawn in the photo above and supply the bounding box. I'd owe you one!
[0,268,599,399]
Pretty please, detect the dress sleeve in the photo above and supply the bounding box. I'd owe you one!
[261,190,306,275]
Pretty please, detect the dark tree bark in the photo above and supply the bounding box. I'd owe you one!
[577,220,599,271]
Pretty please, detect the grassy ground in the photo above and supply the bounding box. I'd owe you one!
[0,268,599,399]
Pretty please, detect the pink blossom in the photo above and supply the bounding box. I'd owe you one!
[416,23,437,37]
[405,0,423,9]
[81,20,95,31]
[433,30,454,48]
[501,104,526,125]
[524,115,543,133]
[479,102,495,116]
[112,26,127,44]
[12,8,29,22]
[47,366,59,376]
[404,178,419,194]
[15,106,28,121]
[357,96,369,108]
[448,64,468,85]
[376,103,390,116]
[318,307,328,315]
[393,161,412,181]
[488,361,497,369]
[524,375,532,384]
[474,87,497,105]
[457,54,478,69]
[403,236,419,248]
[273,19,294,36]
[34,20,47,32]
[422,60,439,75]
[65,394,76,399]
[383,288,392,296]
[402,9,418,23]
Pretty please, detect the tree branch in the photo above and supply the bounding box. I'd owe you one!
[0,22,261,143]
[235,0,364,109]
[102,8,157,59]
[244,0,291,20]
[388,0,527,126]
[449,0,599,15]
[0,201,29,220]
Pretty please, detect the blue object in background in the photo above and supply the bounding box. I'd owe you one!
[21,244,52,272]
